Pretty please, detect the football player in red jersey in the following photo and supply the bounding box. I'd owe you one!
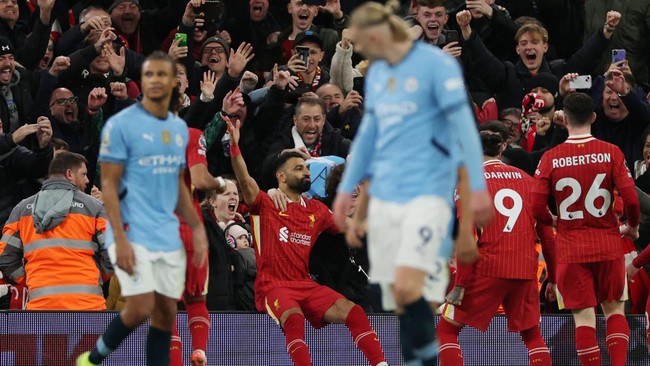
[224,115,387,366]
[438,129,553,366]
[532,92,640,366]
[171,127,227,366]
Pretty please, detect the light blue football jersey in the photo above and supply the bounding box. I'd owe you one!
[339,41,485,205]
[99,103,188,252]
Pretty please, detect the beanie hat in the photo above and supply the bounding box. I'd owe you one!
[0,37,14,56]
[225,224,250,248]
[108,0,140,13]
[524,72,559,97]
[200,36,230,57]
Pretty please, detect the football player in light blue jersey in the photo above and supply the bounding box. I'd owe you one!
[333,3,493,366]
[77,52,209,366]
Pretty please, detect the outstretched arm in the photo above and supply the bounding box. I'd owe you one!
[225,115,260,206]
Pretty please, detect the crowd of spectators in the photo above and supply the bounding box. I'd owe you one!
[0,0,648,314]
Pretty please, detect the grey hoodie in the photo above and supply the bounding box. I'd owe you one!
[32,177,75,233]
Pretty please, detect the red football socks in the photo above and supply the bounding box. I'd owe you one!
[345,305,386,366]
[575,326,601,366]
[169,323,183,366]
[283,313,311,366]
[437,317,463,366]
[605,314,629,366]
[520,326,551,366]
[186,300,210,352]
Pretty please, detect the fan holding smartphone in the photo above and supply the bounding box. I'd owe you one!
[286,31,329,102]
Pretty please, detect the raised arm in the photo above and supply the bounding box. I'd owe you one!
[224,114,260,206]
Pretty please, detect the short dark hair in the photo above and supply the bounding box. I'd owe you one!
[274,151,306,174]
[562,92,594,127]
[480,131,504,157]
[294,97,325,117]
[499,107,522,120]
[478,120,509,142]
[143,51,177,77]
[325,164,345,197]
[51,138,69,151]
[48,151,87,176]
[417,0,446,8]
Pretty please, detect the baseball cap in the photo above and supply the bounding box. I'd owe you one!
[200,36,230,56]
[108,0,141,13]
[0,37,14,56]
[294,30,323,49]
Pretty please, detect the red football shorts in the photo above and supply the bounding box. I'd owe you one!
[181,223,208,298]
[262,283,344,329]
[555,258,627,310]
[442,274,540,332]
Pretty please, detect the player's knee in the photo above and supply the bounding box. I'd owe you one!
[601,300,625,317]
[392,282,421,306]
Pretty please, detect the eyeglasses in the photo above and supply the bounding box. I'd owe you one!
[500,119,520,129]
[203,46,226,54]
[50,96,78,106]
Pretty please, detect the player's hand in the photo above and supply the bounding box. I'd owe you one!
[471,190,493,227]
[115,240,136,275]
[191,224,209,268]
[345,218,366,249]
[223,115,241,146]
[545,282,557,302]
[267,188,289,212]
[455,231,480,264]
[333,192,354,231]
[620,224,639,241]
[446,286,465,306]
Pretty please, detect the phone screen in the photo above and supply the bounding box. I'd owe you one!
[353,77,365,97]
[612,49,626,64]
[295,46,310,66]
[445,30,459,44]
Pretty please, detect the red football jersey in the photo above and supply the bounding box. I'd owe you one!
[476,160,538,280]
[249,191,337,298]
[533,134,635,263]
[178,128,208,251]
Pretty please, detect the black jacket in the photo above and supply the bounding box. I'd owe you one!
[592,93,650,173]
[0,144,53,227]
[263,122,351,188]
[0,17,51,71]
[203,209,236,311]
[464,28,611,108]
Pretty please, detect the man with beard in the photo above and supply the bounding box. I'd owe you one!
[224,116,388,366]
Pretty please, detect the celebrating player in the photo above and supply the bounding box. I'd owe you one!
[76,52,209,366]
[439,130,552,366]
[170,127,227,366]
[332,3,491,365]
[532,92,640,366]
[224,110,388,366]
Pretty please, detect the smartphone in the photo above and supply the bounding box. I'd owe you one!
[445,30,460,44]
[612,49,626,64]
[303,0,326,5]
[195,0,223,30]
[295,46,310,66]
[352,77,365,97]
[174,32,187,47]
[569,75,592,90]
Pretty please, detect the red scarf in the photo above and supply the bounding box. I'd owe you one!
[298,67,322,92]
[308,134,322,157]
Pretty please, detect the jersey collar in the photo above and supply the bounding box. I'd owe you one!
[483,159,503,167]
[565,134,595,144]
